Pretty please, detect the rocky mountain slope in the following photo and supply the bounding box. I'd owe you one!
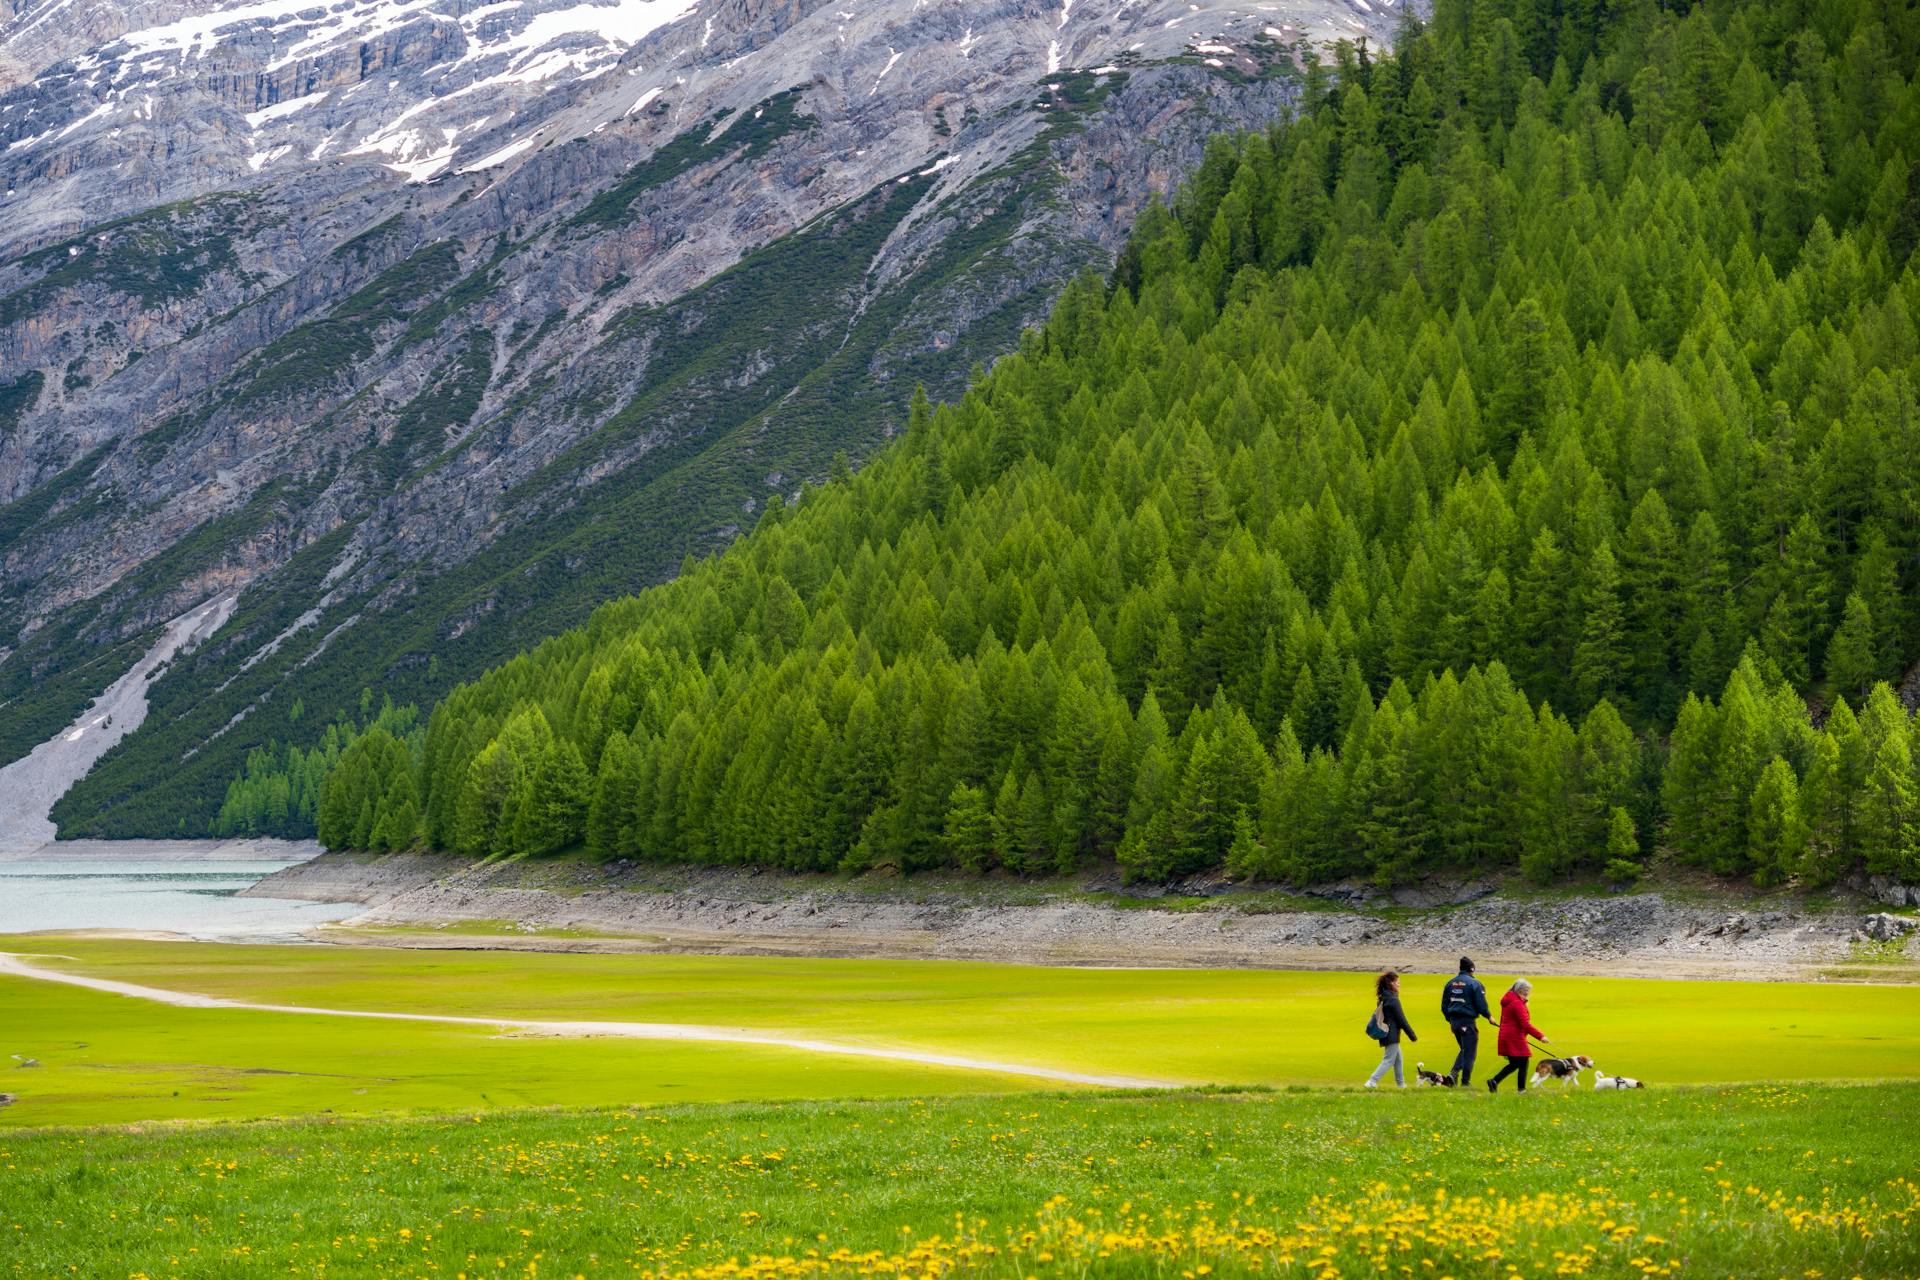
[0,0,1398,836]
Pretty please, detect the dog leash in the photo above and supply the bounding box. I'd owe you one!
[1528,1037,1587,1065]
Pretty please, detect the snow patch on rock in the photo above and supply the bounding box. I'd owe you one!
[0,595,236,853]
[244,91,326,128]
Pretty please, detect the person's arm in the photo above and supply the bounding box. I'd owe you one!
[1392,996,1416,1042]
[1475,982,1493,1023]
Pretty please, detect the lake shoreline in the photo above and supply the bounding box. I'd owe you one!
[0,840,349,938]
[0,837,323,863]
[251,851,1920,982]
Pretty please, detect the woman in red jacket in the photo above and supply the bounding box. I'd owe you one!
[1487,979,1544,1093]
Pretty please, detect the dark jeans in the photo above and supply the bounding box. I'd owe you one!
[1449,1021,1479,1084]
[1488,1055,1530,1092]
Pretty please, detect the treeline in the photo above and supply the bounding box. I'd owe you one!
[312,0,1920,885]
[1666,669,1919,885]
[212,700,420,840]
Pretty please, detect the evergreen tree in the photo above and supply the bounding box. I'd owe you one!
[942,782,995,872]
[1619,491,1683,717]
[1012,772,1054,874]
[1574,700,1636,863]
[1823,593,1878,699]
[454,743,517,856]
[586,732,645,859]
[991,768,1024,872]
[1164,735,1223,880]
[1117,735,1176,883]
[370,770,421,852]
[1603,806,1642,883]
[1855,734,1919,878]
[522,741,590,856]
[1747,757,1808,886]
[1514,528,1573,705]
[1662,695,1719,860]
[1352,704,1426,886]
[1572,543,1629,709]
[1798,730,1848,885]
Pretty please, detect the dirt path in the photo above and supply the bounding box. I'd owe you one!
[0,952,1173,1090]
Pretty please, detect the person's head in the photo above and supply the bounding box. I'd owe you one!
[1458,956,1476,974]
[1511,978,1533,998]
[1376,970,1400,998]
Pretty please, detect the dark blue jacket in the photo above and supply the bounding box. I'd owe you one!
[1440,971,1491,1022]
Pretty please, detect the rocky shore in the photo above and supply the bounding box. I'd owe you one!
[247,853,1919,982]
[0,837,322,863]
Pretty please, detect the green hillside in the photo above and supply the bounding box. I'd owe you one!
[319,0,1920,887]
[44,149,1084,839]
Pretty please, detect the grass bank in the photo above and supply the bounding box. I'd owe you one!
[4,1085,1916,1278]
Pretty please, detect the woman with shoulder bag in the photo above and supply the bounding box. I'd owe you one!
[1363,970,1417,1089]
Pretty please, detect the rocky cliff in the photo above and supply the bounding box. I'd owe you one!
[0,0,1401,835]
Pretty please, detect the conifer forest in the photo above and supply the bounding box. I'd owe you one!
[272,0,1920,888]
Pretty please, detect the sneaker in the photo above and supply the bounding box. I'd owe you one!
[1363,1080,1377,1089]
[1487,1080,1497,1093]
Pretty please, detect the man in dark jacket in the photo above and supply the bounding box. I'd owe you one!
[1439,956,1494,1085]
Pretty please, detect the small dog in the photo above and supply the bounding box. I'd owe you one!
[1413,1062,1456,1087]
[1531,1054,1595,1086]
[1593,1069,1646,1089]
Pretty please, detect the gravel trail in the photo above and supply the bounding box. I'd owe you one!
[0,952,1174,1090]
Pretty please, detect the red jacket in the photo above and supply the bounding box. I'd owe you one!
[1496,989,1544,1057]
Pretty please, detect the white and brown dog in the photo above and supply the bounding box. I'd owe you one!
[1593,1069,1646,1089]
[1413,1062,1456,1087]
[1530,1054,1595,1086]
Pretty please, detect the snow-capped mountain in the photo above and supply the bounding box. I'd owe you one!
[2,0,1393,245]
[0,0,1399,836]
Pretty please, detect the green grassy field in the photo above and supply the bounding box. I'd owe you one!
[0,967,1018,1127]
[5,1085,1917,1279]
[4,939,1920,1127]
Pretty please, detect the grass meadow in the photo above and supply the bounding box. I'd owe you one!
[4,1085,1917,1279]
[3,939,1918,1277]
[4,939,1920,1125]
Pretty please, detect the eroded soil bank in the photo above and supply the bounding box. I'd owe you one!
[248,853,1920,982]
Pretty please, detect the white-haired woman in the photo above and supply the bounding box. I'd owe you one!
[1487,978,1546,1093]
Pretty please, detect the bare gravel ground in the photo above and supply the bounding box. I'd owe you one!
[250,853,1920,982]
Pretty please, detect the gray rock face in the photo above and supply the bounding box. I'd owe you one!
[1868,875,1918,908]
[2,0,1393,248]
[0,0,1398,832]
[1864,912,1917,943]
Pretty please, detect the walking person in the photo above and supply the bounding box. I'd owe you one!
[1487,978,1545,1093]
[1363,970,1417,1088]
[1439,955,1494,1086]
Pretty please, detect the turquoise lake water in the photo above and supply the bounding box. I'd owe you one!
[0,859,354,939]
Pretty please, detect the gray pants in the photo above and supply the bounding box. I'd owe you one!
[1366,1042,1405,1087]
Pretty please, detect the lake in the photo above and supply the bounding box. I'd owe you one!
[0,843,356,940]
